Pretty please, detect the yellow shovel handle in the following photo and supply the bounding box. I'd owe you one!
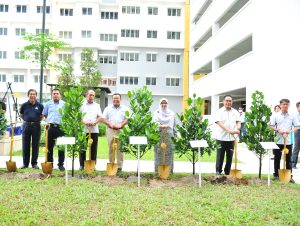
[283,136,287,170]
[9,125,15,162]
[112,137,117,163]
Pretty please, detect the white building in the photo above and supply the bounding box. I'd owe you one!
[0,0,184,115]
[190,0,300,115]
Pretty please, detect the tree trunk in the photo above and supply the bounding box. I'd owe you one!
[258,153,262,179]
[72,150,75,177]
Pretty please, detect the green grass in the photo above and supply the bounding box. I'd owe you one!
[12,136,217,162]
[0,170,299,225]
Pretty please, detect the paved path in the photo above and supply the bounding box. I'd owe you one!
[0,143,299,184]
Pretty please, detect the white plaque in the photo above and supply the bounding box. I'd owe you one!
[56,137,76,145]
[260,142,279,150]
[129,136,147,145]
[190,140,209,148]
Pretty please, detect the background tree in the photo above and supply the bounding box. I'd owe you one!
[80,48,101,92]
[173,94,218,175]
[243,90,273,179]
[118,86,160,160]
[57,58,76,97]
[59,86,86,177]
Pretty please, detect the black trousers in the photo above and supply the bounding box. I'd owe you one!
[216,140,234,175]
[292,130,300,167]
[273,144,292,177]
[22,122,41,167]
[79,133,98,167]
[47,124,65,166]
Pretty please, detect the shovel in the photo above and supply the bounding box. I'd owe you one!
[230,135,242,179]
[158,128,170,179]
[278,136,291,184]
[106,137,119,176]
[85,127,95,174]
[41,124,53,174]
[6,123,17,172]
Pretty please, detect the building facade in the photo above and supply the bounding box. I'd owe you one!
[0,0,184,115]
[190,0,300,116]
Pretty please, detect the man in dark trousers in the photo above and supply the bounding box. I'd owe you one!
[292,102,300,169]
[42,88,65,171]
[20,89,44,169]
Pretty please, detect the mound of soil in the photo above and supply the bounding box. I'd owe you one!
[209,175,249,185]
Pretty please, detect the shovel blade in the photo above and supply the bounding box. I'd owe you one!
[6,160,17,172]
[41,162,53,175]
[230,169,242,179]
[278,169,291,184]
[84,160,96,174]
[158,165,170,179]
[106,163,119,176]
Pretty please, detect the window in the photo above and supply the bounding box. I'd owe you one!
[60,8,73,16]
[14,75,24,83]
[36,29,49,35]
[121,29,139,38]
[0,74,6,82]
[122,6,140,14]
[58,54,72,62]
[146,77,156,86]
[147,30,157,39]
[120,52,139,61]
[37,6,50,14]
[120,76,138,85]
[98,55,117,64]
[0,28,7,36]
[167,31,180,40]
[166,54,180,63]
[100,11,118,19]
[16,5,27,13]
[82,7,92,15]
[59,31,72,39]
[166,78,180,86]
[16,28,26,36]
[146,53,157,62]
[100,34,117,42]
[167,8,181,16]
[34,75,47,83]
[82,30,92,38]
[0,51,7,59]
[148,7,158,15]
[101,78,117,86]
[0,4,9,12]
[15,51,24,59]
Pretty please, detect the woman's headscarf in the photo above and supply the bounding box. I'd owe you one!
[155,98,175,126]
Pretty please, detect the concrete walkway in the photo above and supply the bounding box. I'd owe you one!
[0,143,299,184]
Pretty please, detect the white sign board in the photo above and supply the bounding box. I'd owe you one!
[190,140,209,148]
[260,142,279,150]
[129,136,147,145]
[56,137,76,145]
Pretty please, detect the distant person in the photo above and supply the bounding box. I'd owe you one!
[215,95,241,176]
[270,99,300,183]
[102,93,129,173]
[0,101,6,113]
[292,102,300,169]
[79,90,102,170]
[19,89,44,169]
[274,105,281,113]
[42,88,65,171]
[153,98,177,174]
[238,106,245,142]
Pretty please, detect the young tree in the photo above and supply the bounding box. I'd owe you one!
[57,58,76,97]
[80,48,101,91]
[243,91,273,179]
[173,94,218,175]
[118,86,160,159]
[0,106,7,137]
[59,86,87,177]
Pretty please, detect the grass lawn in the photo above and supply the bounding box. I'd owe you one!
[0,170,299,225]
[13,136,217,162]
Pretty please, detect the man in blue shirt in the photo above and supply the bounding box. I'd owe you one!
[292,102,300,169]
[20,89,44,169]
[42,88,65,171]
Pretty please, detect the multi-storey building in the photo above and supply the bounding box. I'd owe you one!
[190,0,300,115]
[0,0,184,114]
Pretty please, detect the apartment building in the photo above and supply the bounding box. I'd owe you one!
[190,0,300,115]
[0,0,184,114]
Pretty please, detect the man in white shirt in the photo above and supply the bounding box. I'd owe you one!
[80,90,102,170]
[102,93,129,172]
[215,95,241,176]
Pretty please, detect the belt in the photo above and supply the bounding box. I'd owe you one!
[50,123,60,127]
[24,121,40,125]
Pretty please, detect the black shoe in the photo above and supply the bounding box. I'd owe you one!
[290,178,295,184]
[292,166,297,169]
[58,165,65,172]
[273,175,279,180]
[216,172,221,176]
[117,168,122,174]
[20,165,28,169]
[79,166,84,171]
[32,165,39,169]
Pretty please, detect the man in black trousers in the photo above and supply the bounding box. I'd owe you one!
[20,89,44,169]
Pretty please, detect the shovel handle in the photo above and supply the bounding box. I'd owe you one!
[283,136,287,170]
[161,128,168,165]
[9,124,15,162]
[111,137,117,164]
[44,124,50,162]
[88,127,93,160]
